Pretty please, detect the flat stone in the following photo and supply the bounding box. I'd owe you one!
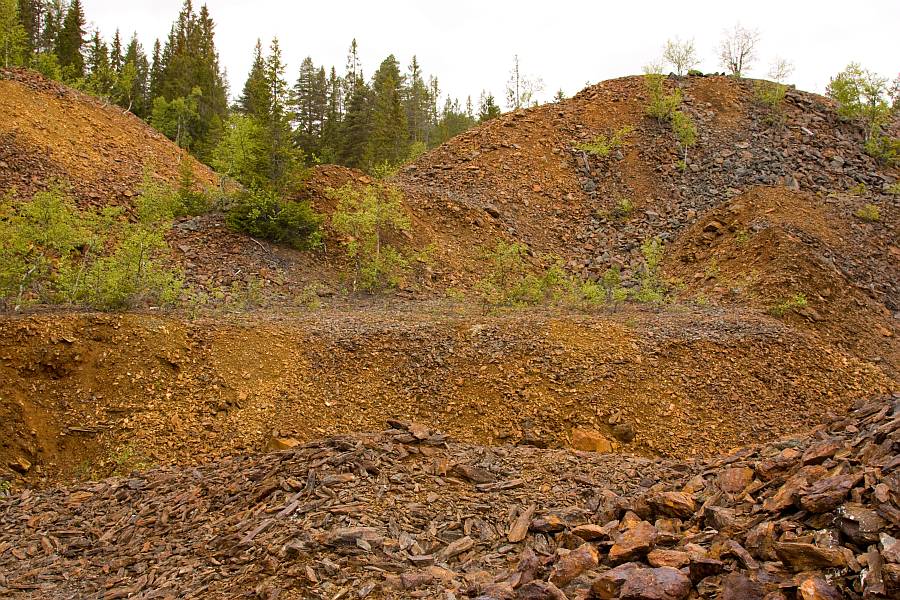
[774,542,847,572]
[619,566,692,600]
[647,549,690,569]
[609,521,658,564]
[549,543,598,587]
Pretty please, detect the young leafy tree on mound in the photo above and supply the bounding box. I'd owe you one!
[329,181,411,293]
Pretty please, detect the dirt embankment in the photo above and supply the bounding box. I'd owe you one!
[1,307,891,486]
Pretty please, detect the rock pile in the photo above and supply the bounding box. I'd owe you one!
[1,394,896,598]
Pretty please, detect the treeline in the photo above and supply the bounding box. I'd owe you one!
[1,0,504,186]
[219,37,501,191]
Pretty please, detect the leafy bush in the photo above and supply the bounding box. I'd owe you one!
[0,188,183,311]
[644,72,683,121]
[329,182,411,292]
[576,125,635,157]
[855,203,881,222]
[827,64,898,166]
[671,110,697,161]
[864,134,900,167]
[601,266,628,305]
[475,243,631,310]
[633,237,666,303]
[475,241,573,308]
[769,293,808,316]
[175,160,212,216]
[31,52,62,80]
[226,187,322,249]
[611,198,634,220]
[887,183,900,195]
[754,81,788,125]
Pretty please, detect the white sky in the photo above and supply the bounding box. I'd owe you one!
[82,0,899,105]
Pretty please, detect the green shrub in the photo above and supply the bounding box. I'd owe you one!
[645,72,683,121]
[864,134,900,167]
[226,187,322,250]
[329,182,411,292]
[601,266,628,305]
[0,187,183,310]
[827,64,898,165]
[475,242,575,308]
[671,110,697,161]
[769,293,808,316]
[633,237,666,303]
[887,182,900,195]
[31,52,62,80]
[754,81,788,125]
[576,125,635,157]
[612,198,634,219]
[175,160,212,216]
[855,203,881,222]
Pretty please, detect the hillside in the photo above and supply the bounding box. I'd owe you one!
[0,68,898,599]
[0,68,216,207]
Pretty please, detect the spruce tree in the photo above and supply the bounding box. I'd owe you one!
[320,66,344,163]
[403,56,431,145]
[478,91,501,122]
[239,40,270,121]
[368,54,408,167]
[292,57,328,159]
[85,30,114,97]
[338,75,371,169]
[40,0,65,55]
[16,0,41,60]
[149,39,162,99]
[262,37,296,187]
[342,38,361,104]
[55,0,86,79]
[122,34,150,117]
[153,1,228,160]
[110,28,123,74]
[0,0,26,67]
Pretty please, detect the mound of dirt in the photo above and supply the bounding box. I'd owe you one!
[1,394,896,599]
[0,308,891,487]
[395,76,898,284]
[666,186,899,376]
[0,68,216,207]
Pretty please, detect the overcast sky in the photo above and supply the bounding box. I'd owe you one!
[82,0,899,105]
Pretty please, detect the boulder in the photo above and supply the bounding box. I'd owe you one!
[571,427,614,453]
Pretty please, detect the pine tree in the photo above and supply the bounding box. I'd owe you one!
[338,75,371,169]
[0,0,26,67]
[16,0,41,60]
[403,56,431,145]
[85,30,114,98]
[149,38,162,99]
[56,0,86,79]
[478,91,501,122]
[40,0,65,55]
[110,28,123,74]
[239,40,270,120]
[121,34,150,116]
[342,38,361,106]
[368,54,408,167]
[320,66,344,163]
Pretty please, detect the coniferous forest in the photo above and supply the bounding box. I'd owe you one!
[2,0,505,190]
